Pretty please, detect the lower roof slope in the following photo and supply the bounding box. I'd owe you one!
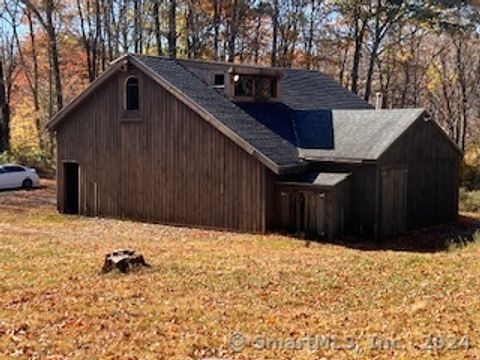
[281,171,352,187]
[238,103,425,162]
[296,109,425,161]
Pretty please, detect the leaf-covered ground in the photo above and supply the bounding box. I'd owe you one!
[1,181,480,359]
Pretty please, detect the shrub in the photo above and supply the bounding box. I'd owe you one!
[462,144,480,190]
[459,188,480,213]
[0,148,55,178]
[461,162,480,191]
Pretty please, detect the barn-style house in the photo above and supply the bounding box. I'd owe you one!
[47,54,461,240]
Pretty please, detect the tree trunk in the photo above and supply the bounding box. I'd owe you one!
[455,39,468,152]
[154,0,162,56]
[46,10,63,110]
[350,7,366,94]
[213,0,221,60]
[364,39,380,102]
[103,0,114,61]
[22,0,64,110]
[10,8,43,148]
[227,0,238,62]
[306,0,316,69]
[338,39,350,86]
[271,0,279,66]
[185,1,192,58]
[0,60,10,152]
[27,10,42,148]
[168,0,177,58]
[253,12,262,64]
[120,0,129,53]
[77,0,95,82]
[133,0,141,53]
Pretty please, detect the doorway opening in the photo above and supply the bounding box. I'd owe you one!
[64,162,79,214]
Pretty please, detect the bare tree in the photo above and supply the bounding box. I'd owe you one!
[21,0,63,110]
[77,0,102,82]
[6,3,44,147]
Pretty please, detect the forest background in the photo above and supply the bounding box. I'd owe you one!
[0,0,479,190]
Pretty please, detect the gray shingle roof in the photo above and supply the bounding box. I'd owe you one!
[132,55,424,165]
[280,171,351,187]
[132,55,302,169]
[237,103,424,161]
[298,109,425,161]
[281,70,373,110]
[313,172,351,186]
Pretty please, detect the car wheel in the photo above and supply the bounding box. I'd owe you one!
[22,178,33,190]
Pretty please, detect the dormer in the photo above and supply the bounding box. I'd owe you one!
[227,66,282,102]
[179,59,282,102]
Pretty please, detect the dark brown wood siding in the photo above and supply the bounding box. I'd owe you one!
[275,179,351,240]
[56,66,271,232]
[379,166,408,237]
[309,163,378,236]
[379,118,461,230]
[307,118,460,239]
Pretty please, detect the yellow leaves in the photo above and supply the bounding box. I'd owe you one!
[426,59,459,96]
[10,97,41,153]
[464,145,480,167]
[426,61,443,94]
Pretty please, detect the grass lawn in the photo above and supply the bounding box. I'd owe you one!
[1,181,480,359]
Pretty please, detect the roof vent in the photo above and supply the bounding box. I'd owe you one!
[375,92,384,110]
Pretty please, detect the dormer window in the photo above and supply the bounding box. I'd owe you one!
[234,75,254,97]
[125,77,139,111]
[233,74,277,99]
[255,77,277,98]
[213,73,225,88]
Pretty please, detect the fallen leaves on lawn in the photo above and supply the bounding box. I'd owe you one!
[0,182,479,359]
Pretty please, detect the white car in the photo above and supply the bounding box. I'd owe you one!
[0,164,40,190]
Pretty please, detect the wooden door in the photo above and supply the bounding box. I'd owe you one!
[380,167,408,237]
[278,189,326,235]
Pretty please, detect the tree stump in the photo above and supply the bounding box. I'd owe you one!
[101,249,151,274]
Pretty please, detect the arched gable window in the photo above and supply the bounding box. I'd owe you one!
[125,77,139,111]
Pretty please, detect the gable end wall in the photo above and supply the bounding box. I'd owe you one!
[56,67,273,232]
[379,118,461,230]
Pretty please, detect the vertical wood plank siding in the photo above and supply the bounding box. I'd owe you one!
[379,119,460,230]
[310,115,460,238]
[274,180,351,240]
[310,163,378,236]
[56,68,270,232]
